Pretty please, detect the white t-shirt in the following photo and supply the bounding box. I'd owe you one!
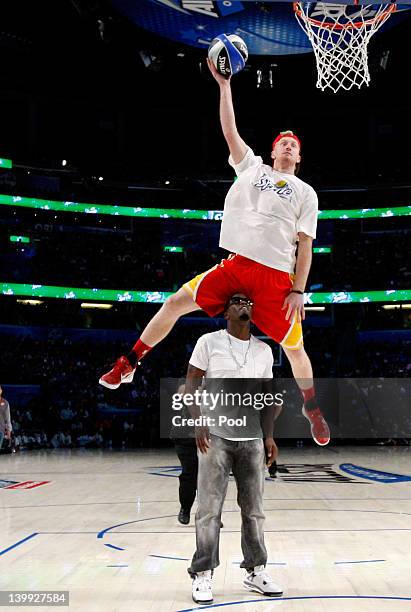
[219,147,318,274]
[190,329,273,379]
[189,329,273,441]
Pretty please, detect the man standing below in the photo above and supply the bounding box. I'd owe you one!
[183,293,282,604]
[0,386,12,450]
[100,59,330,448]
[170,383,198,525]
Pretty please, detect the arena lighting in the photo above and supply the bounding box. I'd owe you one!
[9,235,30,243]
[16,299,44,306]
[62,160,67,167]
[256,63,277,90]
[1,284,410,305]
[0,194,409,221]
[313,247,332,254]
[80,302,113,309]
[163,245,184,253]
[383,304,411,309]
[0,158,12,169]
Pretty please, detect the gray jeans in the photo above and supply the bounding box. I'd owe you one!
[188,435,267,575]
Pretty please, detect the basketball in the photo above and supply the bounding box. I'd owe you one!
[208,34,248,78]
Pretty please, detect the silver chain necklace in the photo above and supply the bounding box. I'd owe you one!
[226,330,251,371]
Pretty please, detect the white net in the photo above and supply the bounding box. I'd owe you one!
[294,3,396,93]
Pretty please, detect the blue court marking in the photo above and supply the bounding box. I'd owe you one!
[97,514,178,539]
[96,505,411,541]
[104,543,125,551]
[335,559,385,564]
[149,554,190,561]
[176,594,411,611]
[145,465,181,469]
[0,533,38,556]
[340,464,411,483]
[147,467,182,476]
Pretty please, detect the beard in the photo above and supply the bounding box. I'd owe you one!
[239,312,250,321]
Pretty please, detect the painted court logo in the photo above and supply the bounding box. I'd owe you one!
[146,464,411,484]
[277,463,360,483]
[155,1,244,19]
[147,464,361,484]
[0,479,51,490]
[339,464,411,483]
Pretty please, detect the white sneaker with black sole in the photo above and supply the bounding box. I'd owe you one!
[192,570,213,604]
[243,565,283,597]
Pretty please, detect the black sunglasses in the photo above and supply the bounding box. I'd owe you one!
[228,296,254,307]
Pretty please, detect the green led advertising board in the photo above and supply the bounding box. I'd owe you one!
[2,283,410,305]
[0,194,409,221]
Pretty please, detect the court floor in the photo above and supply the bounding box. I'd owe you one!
[1,446,410,611]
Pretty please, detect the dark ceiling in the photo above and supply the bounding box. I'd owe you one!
[0,1,410,187]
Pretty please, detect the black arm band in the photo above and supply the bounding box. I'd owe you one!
[290,289,304,295]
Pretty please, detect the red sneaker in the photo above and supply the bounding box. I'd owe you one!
[302,406,330,446]
[99,356,135,389]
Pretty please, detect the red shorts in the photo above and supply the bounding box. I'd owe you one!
[182,254,303,349]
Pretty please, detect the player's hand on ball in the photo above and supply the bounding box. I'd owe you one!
[195,424,211,454]
[207,58,231,85]
[282,291,305,322]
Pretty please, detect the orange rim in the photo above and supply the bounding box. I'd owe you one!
[293,2,396,31]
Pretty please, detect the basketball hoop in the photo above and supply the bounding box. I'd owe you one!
[293,2,397,92]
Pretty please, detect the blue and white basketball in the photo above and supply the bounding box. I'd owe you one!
[208,34,248,78]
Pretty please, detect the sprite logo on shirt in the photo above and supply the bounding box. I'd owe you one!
[253,173,293,199]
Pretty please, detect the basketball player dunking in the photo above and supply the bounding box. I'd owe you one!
[99,58,330,446]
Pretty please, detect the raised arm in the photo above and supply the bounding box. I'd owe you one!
[207,58,248,164]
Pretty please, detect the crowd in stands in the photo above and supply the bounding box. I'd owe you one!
[343,338,411,378]
[4,162,411,211]
[1,225,219,291]
[1,224,409,292]
[1,320,409,453]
